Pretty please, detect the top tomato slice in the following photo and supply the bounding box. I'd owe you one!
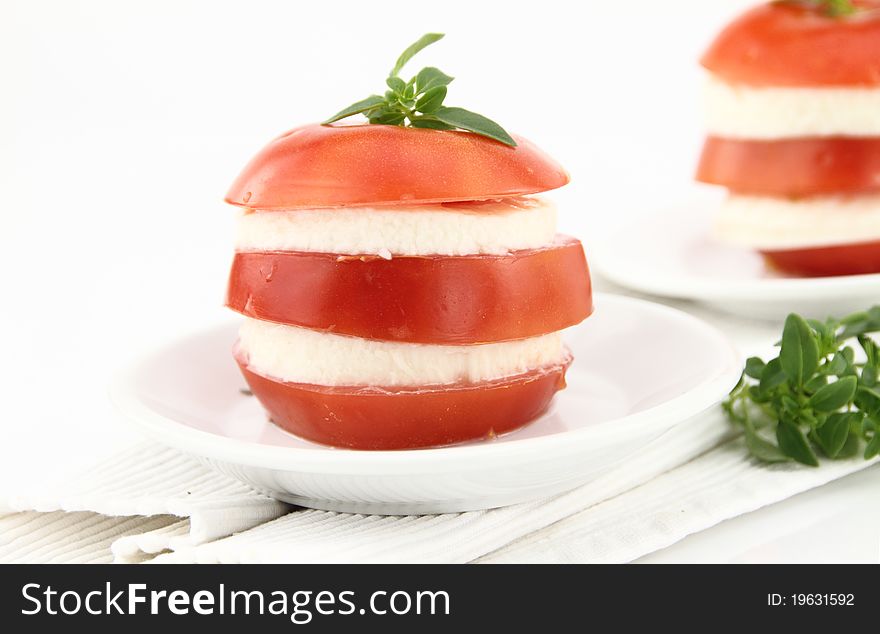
[701,1,880,87]
[225,124,569,209]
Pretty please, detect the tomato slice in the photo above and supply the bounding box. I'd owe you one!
[701,1,880,87]
[697,136,880,196]
[237,353,571,450]
[762,240,880,277]
[227,238,593,344]
[225,124,569,209]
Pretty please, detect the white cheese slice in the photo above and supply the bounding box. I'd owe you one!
[237,317,567,387]
[715,194,880,249]
[234,196,557,256]
[704,74,880,140]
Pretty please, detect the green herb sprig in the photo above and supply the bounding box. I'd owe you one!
[811,0,857,17]
[723,307,880,466]
[323,33,516,147]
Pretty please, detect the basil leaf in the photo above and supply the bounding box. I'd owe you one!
[403,78,416,99]
[745,428,791,463]
[805,375,828,393]
[823,352,848,377]
[368,110,407,125]
[748,385,770,403]
[857,384,880,400]
[386,77,406,94]
[390,33,444,77]
[780,313,820,386]
[861,365,878,388]
[808,376,857,412]
[838,311,872,339]
[323,95,386,124]
[807,319,827,338]
[432,106,517,146]
[858,335,878,366]
[744,357,766,380]
[855,385,880,415]
[836,306,880,340]
[409,117,456,130]
[776,421,819,466]
[414,85,447,114]
[781,395,800,414]
[814,412,852,458]
[801,409,818,426]
[415,67,454,94]
[823,0,857,17]
[759,358,787,393]
[837,432,861,459]
[864,434,880,460]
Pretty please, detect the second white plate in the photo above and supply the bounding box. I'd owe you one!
[110,294,741,514]
[591,195,880,320]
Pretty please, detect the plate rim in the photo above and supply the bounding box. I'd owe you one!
[108,293,742,475]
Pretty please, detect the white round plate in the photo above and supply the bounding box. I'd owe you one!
[110,294,740,515]
[591,195,880,321]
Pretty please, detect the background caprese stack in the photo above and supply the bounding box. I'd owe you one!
[697,0,880,276]
[225,124,593,449]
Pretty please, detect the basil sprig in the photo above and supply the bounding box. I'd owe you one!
[323,33,516,147]
[813,0,856,17]
[724,307,880,466]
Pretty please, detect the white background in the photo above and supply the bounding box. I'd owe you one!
[1,0,754,481]
[7,0,876,562]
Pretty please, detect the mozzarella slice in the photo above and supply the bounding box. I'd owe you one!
[234,196,557,256]
[237,317,567,387]
[715,194,880,249]
[704,74,880,140]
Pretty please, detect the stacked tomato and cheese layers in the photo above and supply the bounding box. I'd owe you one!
[696,1,880,276]
[225,124,593,450]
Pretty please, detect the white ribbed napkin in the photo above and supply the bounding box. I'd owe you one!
[481,440,878,563]
[3,407,874,563]
[3,443,289,562]
[154,414,876,563]
[0,511,181,563]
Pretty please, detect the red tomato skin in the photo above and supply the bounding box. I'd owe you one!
[762,240,880,276]
[226,238,593,344]
[697,136,880,196]
[237,355,571,450]
[701,1,880,87]
[225,124,569,209]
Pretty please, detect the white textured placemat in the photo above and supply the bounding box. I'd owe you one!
[0,511,181,563]
[3,442,289,562]
[3,406,873,563]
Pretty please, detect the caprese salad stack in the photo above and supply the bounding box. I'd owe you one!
[224,35,593,450]
[697,0,880,276]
